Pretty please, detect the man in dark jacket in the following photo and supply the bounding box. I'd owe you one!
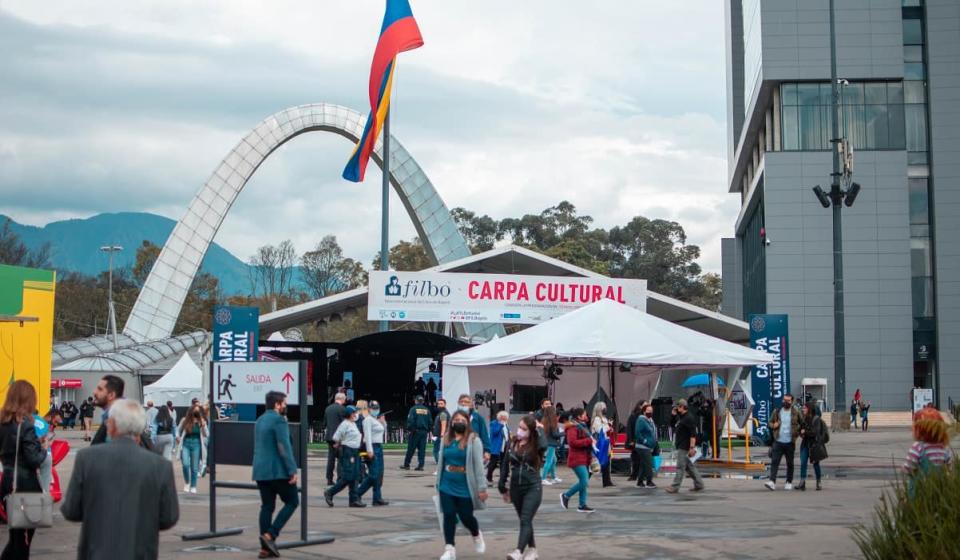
[90,375,154,452]
[666,399,704,493]
[401,395,432,471]
[61,399,179,560]
[324,392,347,485]
[252,391,299,556]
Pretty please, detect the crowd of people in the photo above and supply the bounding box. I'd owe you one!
[1,376,956,559]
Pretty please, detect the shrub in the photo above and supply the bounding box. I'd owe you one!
[853,460,960,559]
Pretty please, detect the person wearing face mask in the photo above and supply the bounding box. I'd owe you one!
[457,394,491,463]
[560,408,595,513]
[499,415,546,560]
[435,410,488,560]
[764,393,802,491]
[634,404,658,488]
[325,406,366,507]
[176,404,208,494]
[356,400,389,506]
[252,391,298,558]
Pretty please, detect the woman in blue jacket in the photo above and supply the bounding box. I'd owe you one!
[634,404,658,488]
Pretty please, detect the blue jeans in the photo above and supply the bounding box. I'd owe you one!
[562,465,589,508]
[357,446,384,502]
[257,479,299,539]
[181,438,201,487]
[541,447,557,480]
[799,446,822,481]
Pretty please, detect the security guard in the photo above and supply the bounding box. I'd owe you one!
[401,395,433,471]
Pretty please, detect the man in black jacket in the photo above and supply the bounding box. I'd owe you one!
[324,392,347,485]
[666,399,704,493]
[90,375,154,452]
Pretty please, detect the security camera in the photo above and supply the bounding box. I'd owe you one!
[838,78,850,86]
[764,237,772,246]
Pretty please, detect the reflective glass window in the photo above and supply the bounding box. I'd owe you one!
[903,19,923,45]
[904,63,926,80]
[906,104,928,151]
[888,104,906,150]
[908,178,929,225]
[904,45,924,62]
[865,83,887,104]
[912,238,932,277]
[912,276,934,318]
[782,106,799,150]
[799,104,823,150]
[904,81,926,103]
[887,82,904,103]
[864,104,889,149]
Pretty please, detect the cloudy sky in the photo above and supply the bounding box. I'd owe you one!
[0,1,737,273]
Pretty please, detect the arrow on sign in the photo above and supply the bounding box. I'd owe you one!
[282,372,295,394]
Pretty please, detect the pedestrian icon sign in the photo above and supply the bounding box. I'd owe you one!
[214,362,300,405]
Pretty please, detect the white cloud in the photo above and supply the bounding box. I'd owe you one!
[0,1,732,274]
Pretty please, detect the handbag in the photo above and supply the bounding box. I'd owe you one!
[4,422,53,529]
[589,456,601,474]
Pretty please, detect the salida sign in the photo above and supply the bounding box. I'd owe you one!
[748,314,790,428]
[212,306,259,362]
[368,271,646,324]
[215,361,299,405]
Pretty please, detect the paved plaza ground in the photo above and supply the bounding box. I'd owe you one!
[16,426,942,559]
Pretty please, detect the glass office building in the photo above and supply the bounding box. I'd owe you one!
[721,0,960,410]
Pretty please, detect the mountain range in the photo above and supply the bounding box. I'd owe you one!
[3,212,271,295]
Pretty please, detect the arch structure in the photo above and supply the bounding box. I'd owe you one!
[124,103,502,342]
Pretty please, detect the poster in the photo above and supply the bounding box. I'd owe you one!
[748,314,790,428]
[368,270,646,324]
[214,361,299,405]
[0,264,56,413]
[212,306,259,362]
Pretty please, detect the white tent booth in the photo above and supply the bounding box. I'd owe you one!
[442,299,773,424]
[142,352,204,407]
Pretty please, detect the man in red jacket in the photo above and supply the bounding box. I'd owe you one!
[559,408,595,513]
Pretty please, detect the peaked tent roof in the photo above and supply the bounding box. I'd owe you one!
[143,352,202,391]
[444,299,773,369]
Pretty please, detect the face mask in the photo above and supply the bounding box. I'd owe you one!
[645,412,653,418]
[452,423,467,434]
[371,410,380,417]
[458,405,470,413]
[516,427,529,440]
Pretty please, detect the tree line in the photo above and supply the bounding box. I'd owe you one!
[0,201,721,342]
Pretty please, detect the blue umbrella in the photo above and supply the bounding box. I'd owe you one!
[681,373,725,388]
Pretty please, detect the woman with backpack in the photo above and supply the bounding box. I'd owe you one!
[590,402,615,487]
[797,402,828,491]
[154,405,176,461]
[499,415,546,560]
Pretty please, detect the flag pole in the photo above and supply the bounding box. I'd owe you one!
[379,107,390,333]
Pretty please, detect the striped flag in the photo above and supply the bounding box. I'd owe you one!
[342,0,423,182]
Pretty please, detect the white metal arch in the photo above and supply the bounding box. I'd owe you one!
[123,103,480,342]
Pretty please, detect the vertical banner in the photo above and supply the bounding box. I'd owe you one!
[748,314,790,428]
[212,306,259,362]
[213,305,259,421]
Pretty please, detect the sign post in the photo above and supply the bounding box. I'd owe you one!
[748,314,790,430]
[183,360,333,549]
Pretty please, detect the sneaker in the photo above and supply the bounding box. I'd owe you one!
[349,501,366,508]
[541,479,553,486]
[473,531,485,554]
[552,478,562,483]
[665,486,679,494]
[764,481,776,491]
[507,550,523,560]
[645,481,657,488]
[440,545,456,560]
[560,493,569,510]
[399,465,411,471]
[415,467,424,471]
[691,486,705,492]
[577,505,596,514]
[796,481,806,491]
[816,480,823,491]
[323,489,334,507]
[190,487,197,494]
[784,482,794,491]
[183,484,190,493]
[522,547,539,560]
[372,500,390,506]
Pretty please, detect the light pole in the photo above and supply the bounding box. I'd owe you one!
[100,245,123,350]
[812,0,861,432]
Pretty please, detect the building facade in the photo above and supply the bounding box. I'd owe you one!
[721,0,960,410]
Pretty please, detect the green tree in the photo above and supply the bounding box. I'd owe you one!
[451,208,500,253]
[301,236,367,298]
[607,217,704,300]
[132,240,161,287]
[372,237,433,271]
[0,218,50,268]
[499,201,593,251]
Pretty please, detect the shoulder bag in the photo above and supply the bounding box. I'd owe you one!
[4,422,53,529]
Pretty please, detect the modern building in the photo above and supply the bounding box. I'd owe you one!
[721,0,959,410]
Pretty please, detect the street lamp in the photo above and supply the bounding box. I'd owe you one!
[100,245,123,350]
[812,0,863,432]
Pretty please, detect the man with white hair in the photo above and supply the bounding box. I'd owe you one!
[62,399,180,559]
[324,392,348,485]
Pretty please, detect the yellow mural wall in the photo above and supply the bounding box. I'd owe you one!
[0,264,56,413]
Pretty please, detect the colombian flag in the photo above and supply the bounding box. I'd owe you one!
[342,0,424,182]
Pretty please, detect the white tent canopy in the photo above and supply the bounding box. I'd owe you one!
[142,352,204,407]
[442,299,773,411]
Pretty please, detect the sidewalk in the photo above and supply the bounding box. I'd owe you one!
[26,425,942,559]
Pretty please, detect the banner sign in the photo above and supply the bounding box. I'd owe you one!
[727,379,754,429]
[212,306,259,362]
[214,361,299,405]
[367,271,646,324]
[911,388,933,413]
[748,314,790,428]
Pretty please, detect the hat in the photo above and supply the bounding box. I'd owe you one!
[345,405,358,415]
[676,398,689,408]
[415,395,425,404]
